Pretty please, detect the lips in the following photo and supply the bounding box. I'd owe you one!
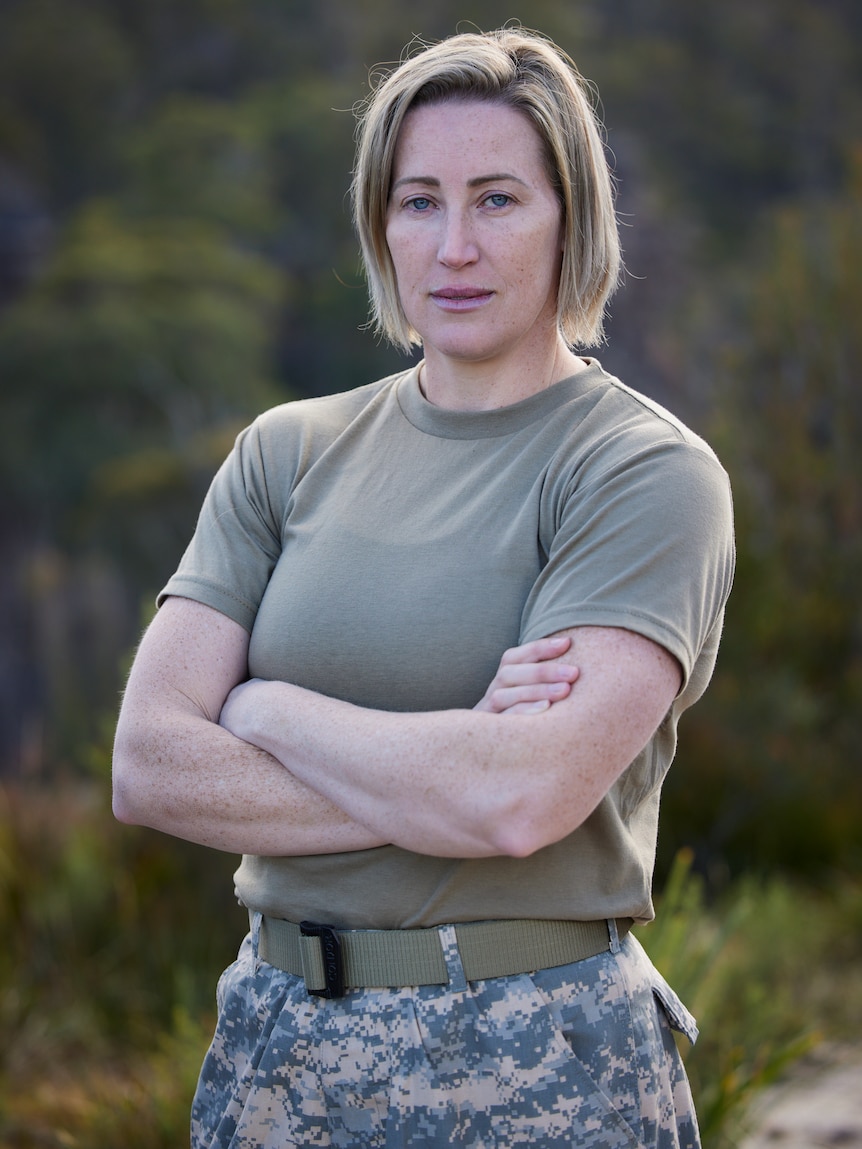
[430,286,494,310]
[432,287,492,299]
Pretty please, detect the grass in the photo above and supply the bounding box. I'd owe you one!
[635,851,862,1147]
[1,781,860,1148]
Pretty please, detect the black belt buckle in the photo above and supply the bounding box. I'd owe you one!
[300,920,345,998]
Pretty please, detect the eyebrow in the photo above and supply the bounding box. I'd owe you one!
[391,173,529,191]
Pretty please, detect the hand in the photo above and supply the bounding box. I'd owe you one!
[473,635,580,715]
[219,677,271,744]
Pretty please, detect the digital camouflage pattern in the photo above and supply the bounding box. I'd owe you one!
[192,917,700,1147]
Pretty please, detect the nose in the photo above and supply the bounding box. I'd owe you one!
[437,211,479,268]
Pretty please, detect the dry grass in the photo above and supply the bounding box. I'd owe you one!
[1,784,860,1148]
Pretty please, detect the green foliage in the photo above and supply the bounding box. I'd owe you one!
[1,1,858,1141]
[660,162,862,880]
[123,96,278,235]
[0,1006,215,1148]
[0,196,282,544]
[2,786,860,1148]
[636,851,862,1146]
[0,0,859,909]
[0,0,135,199]
[0,768,232,1145]
[0,771,233,1075]
[590,0,862,242]
[0,785,237,1064]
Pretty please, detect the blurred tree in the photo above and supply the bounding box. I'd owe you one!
[0,0,859,882]
[0,196,283,551]
[588,0,862,243]
[0,69,290,768]
[0,196,282,765]
[0,0,137,206]
[662,154,862,880]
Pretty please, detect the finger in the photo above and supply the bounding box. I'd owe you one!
[492,661,580,689]
[476,664,579,710]
[499,634,572,666]
[486,679,574,713]
[501,699,551,715]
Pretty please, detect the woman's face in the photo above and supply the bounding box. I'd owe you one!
[385,99,564,372]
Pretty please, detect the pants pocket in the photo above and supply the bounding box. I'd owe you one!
[512,962,644,1147]
[650,970,700,1045]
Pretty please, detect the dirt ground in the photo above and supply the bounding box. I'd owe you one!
[740,1045,862,1148]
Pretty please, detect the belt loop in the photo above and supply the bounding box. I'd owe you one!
[438,924,468,992]
[250,910,263,972]
[607,918,621,954]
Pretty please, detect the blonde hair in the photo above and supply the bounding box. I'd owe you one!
[352,27,622,351]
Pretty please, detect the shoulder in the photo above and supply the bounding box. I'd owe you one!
[556,361,732,506]
[578,361,723,459]
[226,369,412,486]
[251,370,409,445]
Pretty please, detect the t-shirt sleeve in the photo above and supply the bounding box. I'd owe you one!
[157,420,284,631]
[519,436,735,692]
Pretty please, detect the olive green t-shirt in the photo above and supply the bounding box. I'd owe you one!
[159,360,734,927]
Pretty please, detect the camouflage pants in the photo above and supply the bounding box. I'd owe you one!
[192,916,701,1147]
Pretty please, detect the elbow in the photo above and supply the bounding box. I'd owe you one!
[111,775,139,826]
[492,831,542,859]
[111,735,151,827]
[489,823,551,859]
[480,774,599,858]
[112,793,134,826]
[484,796,567,859]
[111,763,140,826]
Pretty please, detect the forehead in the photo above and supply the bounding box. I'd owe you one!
[392,99,547,174]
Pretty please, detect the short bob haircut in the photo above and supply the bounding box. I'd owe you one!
[352,27,622,352]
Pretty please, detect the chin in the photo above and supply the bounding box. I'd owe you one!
[424,333,506,364]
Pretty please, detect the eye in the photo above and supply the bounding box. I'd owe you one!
[484,192,513,209]
[406,196,433,212]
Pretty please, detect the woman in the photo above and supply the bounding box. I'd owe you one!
[113,27,734,1148]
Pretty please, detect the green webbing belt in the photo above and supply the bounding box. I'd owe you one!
[255,913,633,995]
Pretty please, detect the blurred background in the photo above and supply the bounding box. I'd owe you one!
[0,0,860,1144]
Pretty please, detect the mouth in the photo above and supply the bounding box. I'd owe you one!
[430,287,494,310]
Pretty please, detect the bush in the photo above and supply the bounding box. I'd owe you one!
[637,851,862,1147]
[1,781,860,1148]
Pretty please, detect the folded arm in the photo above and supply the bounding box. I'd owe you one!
[220,623,681,859]
[112,597,581,856]
[112,597,387,855]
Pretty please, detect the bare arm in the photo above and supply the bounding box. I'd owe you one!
[220,625,682,859]
[112,597,386,855]
[112,598,576,855]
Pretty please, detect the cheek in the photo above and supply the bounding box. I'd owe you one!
[516,232,562,294]
[537,225,564,290]
[385,226,420,281]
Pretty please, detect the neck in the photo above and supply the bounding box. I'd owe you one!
[419,338,586,412]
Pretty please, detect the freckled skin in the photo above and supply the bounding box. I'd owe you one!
[113,598,385,857]
[385,100,585,411]
[114,595,681,859]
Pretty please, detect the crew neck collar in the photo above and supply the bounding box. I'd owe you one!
[395,360,605,439]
